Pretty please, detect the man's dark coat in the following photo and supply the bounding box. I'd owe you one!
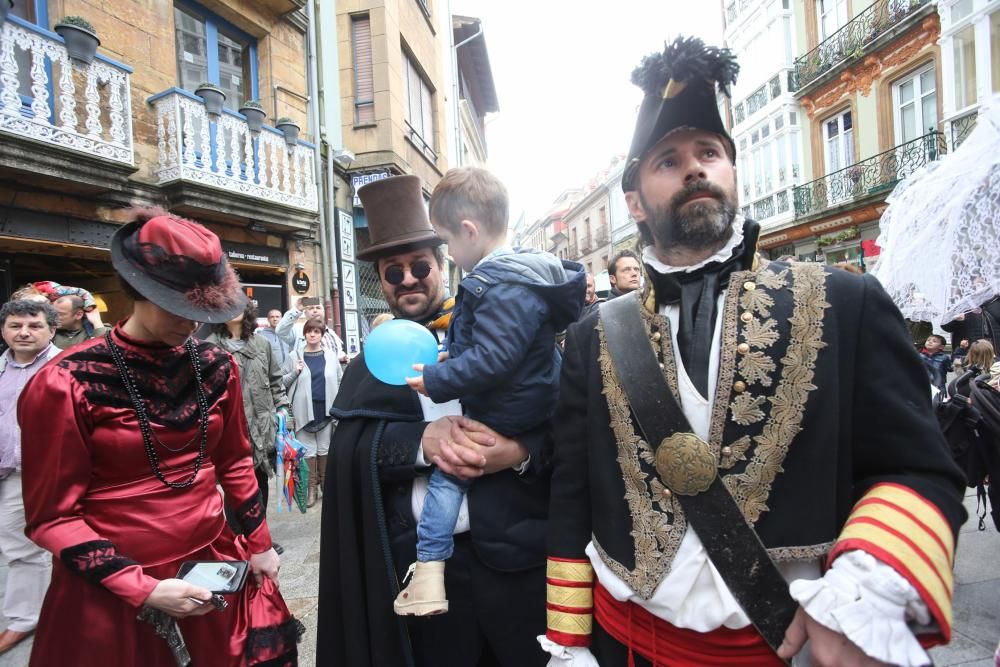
[549,259,967,604]
[316,348,551,666]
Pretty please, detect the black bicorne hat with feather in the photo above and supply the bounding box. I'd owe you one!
[622,36,739,192]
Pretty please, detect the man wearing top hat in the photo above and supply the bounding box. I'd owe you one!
[540,37,966,666]
[316,175,551,666]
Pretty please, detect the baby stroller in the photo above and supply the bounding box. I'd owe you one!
[934,369,1000,530]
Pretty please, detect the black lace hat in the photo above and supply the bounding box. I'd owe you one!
[622,36,740,192]
[111,207,246,324]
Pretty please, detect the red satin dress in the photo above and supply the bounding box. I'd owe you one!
[17,325,301,666]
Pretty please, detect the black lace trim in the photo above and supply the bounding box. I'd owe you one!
[60,539,139,586]
[234,493,266,536]
[246,617,305,661]
[58,338,230,429]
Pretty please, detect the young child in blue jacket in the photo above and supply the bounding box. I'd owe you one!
[397,166,585,616]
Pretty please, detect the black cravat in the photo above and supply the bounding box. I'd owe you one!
[647,220,760,397]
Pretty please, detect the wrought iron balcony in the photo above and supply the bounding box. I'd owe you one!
[594,226,610,247]
[950,110,977,150]
[793,131,945,218]
[749,189,793,222]
[0,16,134,167]
[148,88,318,214]
[790,0,930,92]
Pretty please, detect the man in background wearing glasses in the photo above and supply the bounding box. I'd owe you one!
[316,175,552,667]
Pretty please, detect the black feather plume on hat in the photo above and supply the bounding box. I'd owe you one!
[631,36,740,98]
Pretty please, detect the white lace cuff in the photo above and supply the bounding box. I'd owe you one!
[537,636,600,667]
[789,550,931,666]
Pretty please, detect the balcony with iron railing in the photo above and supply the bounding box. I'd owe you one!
[793,131,945,219]
[750,189,793,223]
[790,0,931,94]
[0,15,135,186]
[147,88,318,226]
[594,226,610,247]
[949,110,978,150]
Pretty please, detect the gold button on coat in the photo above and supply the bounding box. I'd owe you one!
[652,332,662,342]
[661,488,672,499]
[740,312,753,323]
[743,281,756,291]
[733,380,747,393]
[721,446,733,456]
[737,343,750,354]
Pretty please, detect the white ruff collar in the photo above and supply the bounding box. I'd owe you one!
[642,216,745,275]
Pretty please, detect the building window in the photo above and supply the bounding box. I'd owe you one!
[992,10,1000,93]
[824,110,853,173]
[951,0,973,23]
[952,23,977,110]
[817,0,848,41]
[174,2,256,108]
[403,51,436,157]
[352,15,375,125]
[893,64,937,143]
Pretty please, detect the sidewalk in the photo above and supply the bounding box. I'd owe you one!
[1,490,997,666]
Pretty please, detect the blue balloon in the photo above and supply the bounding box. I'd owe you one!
[364,319,439,385]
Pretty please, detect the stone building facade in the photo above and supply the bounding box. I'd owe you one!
[1,0,320,321]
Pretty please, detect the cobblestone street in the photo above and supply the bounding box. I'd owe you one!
[1,489,997,666]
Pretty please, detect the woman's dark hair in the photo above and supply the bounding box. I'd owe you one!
[0,299,58,329]
[117,275,147,302]
[303,317,326,335]
[210,300,258,340]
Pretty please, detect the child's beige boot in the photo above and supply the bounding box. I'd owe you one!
[393,561,448,616]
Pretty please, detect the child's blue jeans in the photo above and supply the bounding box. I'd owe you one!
[416,468,472,562]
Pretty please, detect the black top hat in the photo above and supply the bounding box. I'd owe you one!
[356,175,441,261]
[111,208,246,324]
[622,36,740,192]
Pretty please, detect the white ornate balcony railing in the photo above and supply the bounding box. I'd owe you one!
[148,88,318,213]
[0,15,134,166]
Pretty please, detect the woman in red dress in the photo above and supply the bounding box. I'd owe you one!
[17,208,302,666]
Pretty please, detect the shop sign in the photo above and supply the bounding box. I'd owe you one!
[292,270,311,294]
[221,241,288,267]
[351,171,390,207]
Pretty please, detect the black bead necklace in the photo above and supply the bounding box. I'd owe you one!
[105,332,209,489]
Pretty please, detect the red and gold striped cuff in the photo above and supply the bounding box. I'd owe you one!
[829,482,956,643]
[546,557,594,647]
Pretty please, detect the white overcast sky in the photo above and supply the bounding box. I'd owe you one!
[450,1,724,225]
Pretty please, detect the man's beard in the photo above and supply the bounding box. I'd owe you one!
[640,179,738,252]
[389,284,444,323]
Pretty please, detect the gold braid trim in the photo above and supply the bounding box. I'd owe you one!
[546,584,594,608]
[547,559,594,583]
[723,263,830,523]
[548,609,593,635]
[596,318,685,599]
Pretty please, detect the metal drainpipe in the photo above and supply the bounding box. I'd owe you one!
[451,24,484,168]
[327,148,343,340]
[304,0,333,321]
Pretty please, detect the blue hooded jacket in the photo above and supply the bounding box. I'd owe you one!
[422,249,585,436]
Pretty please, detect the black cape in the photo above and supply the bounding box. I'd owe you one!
[316,350,423,667]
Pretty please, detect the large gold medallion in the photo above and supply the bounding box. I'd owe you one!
[655,433,717,495]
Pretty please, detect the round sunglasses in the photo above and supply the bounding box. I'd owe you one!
[383,260,433,285]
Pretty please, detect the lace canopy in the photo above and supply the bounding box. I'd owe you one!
[872,96,1000,326]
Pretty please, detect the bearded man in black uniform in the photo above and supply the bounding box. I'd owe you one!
[316,175,549,667]
[540,37,966,667]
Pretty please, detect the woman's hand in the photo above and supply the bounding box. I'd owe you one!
[144,578,215,618]
[296,360,305,373]
[250,548,281,587]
